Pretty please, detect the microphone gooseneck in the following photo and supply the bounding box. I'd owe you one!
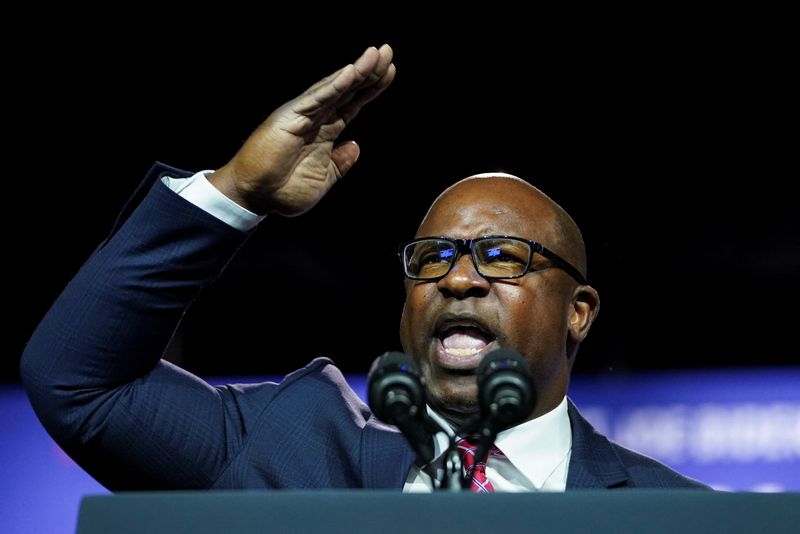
[368,348,536,491]
[461,347,537,489]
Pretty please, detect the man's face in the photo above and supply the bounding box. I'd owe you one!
[399,177,584,426]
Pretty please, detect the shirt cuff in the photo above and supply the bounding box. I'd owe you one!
[161,171,266,232]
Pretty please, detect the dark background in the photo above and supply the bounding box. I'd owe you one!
[6,14,796,382]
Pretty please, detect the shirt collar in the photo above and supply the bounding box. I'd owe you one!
[427,397,572,488]
[493,396,572,489]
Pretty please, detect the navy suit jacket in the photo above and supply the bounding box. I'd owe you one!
[21,163,708,491]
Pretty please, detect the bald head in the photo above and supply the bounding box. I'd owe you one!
[417,173,587,278]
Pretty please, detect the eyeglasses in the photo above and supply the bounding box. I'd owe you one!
[399,235,587,284]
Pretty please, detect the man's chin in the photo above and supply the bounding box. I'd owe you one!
[428,394,479,429]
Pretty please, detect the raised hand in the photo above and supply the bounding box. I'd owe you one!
[208,44,395,216]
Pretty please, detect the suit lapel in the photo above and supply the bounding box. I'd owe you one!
[566,399,631,489]
[360,417,417,489]
[359,399,630,490]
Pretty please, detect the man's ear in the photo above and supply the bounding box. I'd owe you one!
[568,285,600,343]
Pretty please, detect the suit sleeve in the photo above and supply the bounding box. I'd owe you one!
[19,163,264,491]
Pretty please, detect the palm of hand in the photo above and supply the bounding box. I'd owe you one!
[213,45,394,216]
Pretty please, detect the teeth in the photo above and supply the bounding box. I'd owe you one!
[445,347,481,356]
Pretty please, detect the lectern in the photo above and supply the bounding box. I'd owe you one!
[77,490,798,534]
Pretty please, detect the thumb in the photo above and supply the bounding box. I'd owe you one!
[331,141,361,178]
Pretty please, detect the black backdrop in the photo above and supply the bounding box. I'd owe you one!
[6,14,796,381]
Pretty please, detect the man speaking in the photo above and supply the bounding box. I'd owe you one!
[20,44,706,491]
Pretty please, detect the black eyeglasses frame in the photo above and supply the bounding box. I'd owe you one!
[398,235,587,285]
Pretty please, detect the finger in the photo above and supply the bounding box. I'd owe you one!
[294,56,394,134]
[375,44,394,76]
[330,140,361,179]
[339,63,396,124]
[366,44,393,85]
[303,64,346,93]
[349,43,393,92]
[292,65,353,115]
[319,45,392,113]
[311,45,383,94]
[350,45,382,84]
[292,46,382,115]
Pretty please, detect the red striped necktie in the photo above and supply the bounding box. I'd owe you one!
[456,437,504,493]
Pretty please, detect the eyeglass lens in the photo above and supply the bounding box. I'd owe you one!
[404,238,532,279]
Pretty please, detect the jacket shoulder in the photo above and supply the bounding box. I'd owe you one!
[567,399,711,489]
[609,440,711,489]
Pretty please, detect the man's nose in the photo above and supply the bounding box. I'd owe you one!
[436,254,491,299]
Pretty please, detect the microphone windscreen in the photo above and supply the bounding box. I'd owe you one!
[477,347,529,380]
[367,351,437,464]
[368,351,418,382]
[368,351,424,422]
[477,348,536,430]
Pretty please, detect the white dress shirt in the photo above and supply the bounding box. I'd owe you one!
[162,171,265,231]
[163,172,573,492]
[404,396,572,492]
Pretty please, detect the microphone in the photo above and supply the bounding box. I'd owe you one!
[476,347,537,434]
[453,348,537,490]
[368,352,436,464]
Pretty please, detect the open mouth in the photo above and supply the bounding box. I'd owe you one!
[434,317,497,369]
